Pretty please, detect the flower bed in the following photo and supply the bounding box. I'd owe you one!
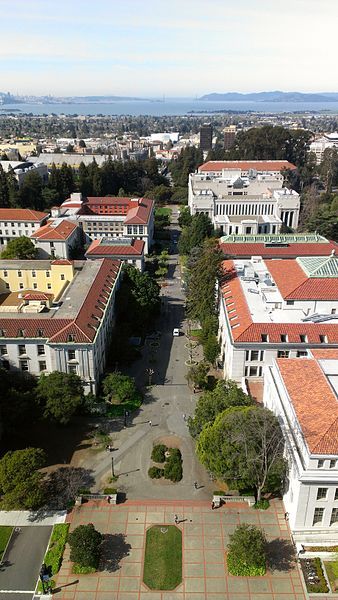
[300,558,329,593]
[148,445,182,482]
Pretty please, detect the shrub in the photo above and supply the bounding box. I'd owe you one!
[151,444,167,463]
[253,499,270,510]
[44,524,69,575]
[103,488,117,495]
[72,564,96,574]
[68,524,102,569]
[148,467,164,479]
[227,524,266,577]
[164,448,183,482]
[301,558,329,593]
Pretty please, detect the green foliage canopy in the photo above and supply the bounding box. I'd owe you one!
[68,523,102,568]
[1,236,37,259]
[227,524,266,576]
[37,371,84,424]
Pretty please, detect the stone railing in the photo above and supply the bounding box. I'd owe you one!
[213,494,255,507]
[75,493,117,505]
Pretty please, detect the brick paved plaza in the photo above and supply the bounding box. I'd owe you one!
[53,498,306,600]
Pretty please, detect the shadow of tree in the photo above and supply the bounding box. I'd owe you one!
[99,533,131,573]
[266,538,295,573]
[44,466,95,510]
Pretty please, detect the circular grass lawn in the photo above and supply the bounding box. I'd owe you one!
[143,525,182,590]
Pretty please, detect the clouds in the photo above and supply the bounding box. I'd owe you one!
[0,0,337,95]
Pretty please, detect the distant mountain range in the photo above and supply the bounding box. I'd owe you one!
[0,92,147,105]
[199,91,338,102]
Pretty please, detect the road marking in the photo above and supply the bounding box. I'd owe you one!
[0,591,35,594]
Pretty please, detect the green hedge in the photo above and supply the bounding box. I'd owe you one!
[164,448,182,482]
[151,444,167,463]
[106,391,142,417]
[44,524,69,575]
[253,499,270,510]
[227,552,266,576]
[148,466,164,479]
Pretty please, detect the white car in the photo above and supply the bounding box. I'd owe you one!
[173,328,180,337]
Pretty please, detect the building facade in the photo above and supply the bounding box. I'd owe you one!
[218,253,338,383]
[189,161,299,235]
[0,258,121,393]
[264,351,338,545]
[0,209,49,246]
[31,219,81,259]
[85,237,145,271]
[199,124,213,152]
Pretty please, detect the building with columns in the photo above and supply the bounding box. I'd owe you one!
[0,258,121,394]
[263,350,338,545]
[189,160,299,235]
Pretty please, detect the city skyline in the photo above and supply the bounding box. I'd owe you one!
[1,0,337,96]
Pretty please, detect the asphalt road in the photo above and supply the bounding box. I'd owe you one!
[0,526,52,599]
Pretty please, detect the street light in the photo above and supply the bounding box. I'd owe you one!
[111,456,115,477]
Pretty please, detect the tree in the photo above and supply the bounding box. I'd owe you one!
[186,238,223,323]
[0,448,46,510]
[178,213,213,256]
[0,236,37,259]
[37,371,84,424]
[203,334,220,365]
[178,206,192,228]
[103,371,137,404]
[227,524,266,576]
[197,406,287,501]
[188,379,252,438]
[147,184,172,203]
[45,466,94,509]
[186,361,209,390]
[19,171,44,210]
[68,524,102,569]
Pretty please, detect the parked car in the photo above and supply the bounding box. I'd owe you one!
[173,328,180,336]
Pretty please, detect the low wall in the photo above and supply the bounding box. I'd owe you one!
[213,494,255,507]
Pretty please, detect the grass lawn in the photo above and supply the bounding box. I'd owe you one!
[143,525,182,590]
[155,207,172,217]
[0,526,13,560]
[324,561,338,592]
[106,391,142,417]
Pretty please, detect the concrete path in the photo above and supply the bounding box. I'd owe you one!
[0,510,66,526]
[74,222,214,500]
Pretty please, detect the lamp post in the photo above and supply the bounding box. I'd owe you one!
[111,456,115,477]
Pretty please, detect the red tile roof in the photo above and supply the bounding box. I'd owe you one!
[221,259,338,343]
[199,160,297,173]
[0,209,48,222]
[31,219,78,241]
[220,241,338,259]
[23,292,53,301]
[311,349,338,360]
[81,196,154,225]
[277,358,338,455]
[266,259,338,300]
[51,259,73,265]
[86,239,144,257]
[0,259,121,344]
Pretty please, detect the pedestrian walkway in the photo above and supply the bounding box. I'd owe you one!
[53,498,307,600]
[0,510,66,526]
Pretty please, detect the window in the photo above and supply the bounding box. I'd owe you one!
[39,361,47,372]
[32,270,36,277]
[37,329,44,337]
[330,460,337,469]
[139,225,144,234]
[50,242,54,249]
[330,508,338,525]
[68,364,77,374]
[127,226,132,234]
[335,489,338,501]
[68,350,76,360]
[300,334,307,343]
[33,283,37,289]
[47,283,51,290]
[251,351,259,361]
[317,488,328,500]
[133,226,138,234]
[297,351,308,358]
[261,334,269,342]
[312,508,324,525]
[37,345,45,356]
[318,459,325,468]
[18,270,22,277]
[20,360,29,372]
[280,334,288,342]
[18,344,26,355]
[319,335,328,344]
[286,300,294,306]
[19,283,24,290]
[60,274,65,281]
[0,345,7,355]
[46,271,50,278]
[277,350,289,358]
[332,309,336,315]
[68,334,75,342]
[3,270,8,277]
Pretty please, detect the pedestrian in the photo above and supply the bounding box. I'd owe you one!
[149,420,152,427]
[284,511,289,521]
[194,481,198,489]
[183,413,186,421]
[211,501,215,510]
[174,514,178,524]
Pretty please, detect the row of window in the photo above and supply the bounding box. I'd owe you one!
[317,487,338,499]
[215,203,275,217]
[0,230,31,237]
[318,459,337,469]
[313,507,338,526]
[0,222,36,227]
[2,270,65,279]
[245,349,309,361]
[260,333,328,344]
[1,345,79,361]
[127,225,144,235]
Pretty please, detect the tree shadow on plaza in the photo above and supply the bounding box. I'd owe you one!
[266,538,296,573]
[99,533,132,572]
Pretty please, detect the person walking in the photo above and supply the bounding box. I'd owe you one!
[174,514,178,524]
[194,481,198,489]
[149,420,152,427]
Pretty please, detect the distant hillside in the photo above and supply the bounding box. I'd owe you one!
[199,91,338,102]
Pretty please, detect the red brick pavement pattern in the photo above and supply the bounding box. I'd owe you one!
[53,499,307,600]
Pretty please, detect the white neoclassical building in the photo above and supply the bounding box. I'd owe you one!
[189,160,300,234]
[264,350,338,545]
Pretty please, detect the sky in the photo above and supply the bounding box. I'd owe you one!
[1,0,337,97]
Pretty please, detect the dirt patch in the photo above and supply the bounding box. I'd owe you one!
[154,435,182,449]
